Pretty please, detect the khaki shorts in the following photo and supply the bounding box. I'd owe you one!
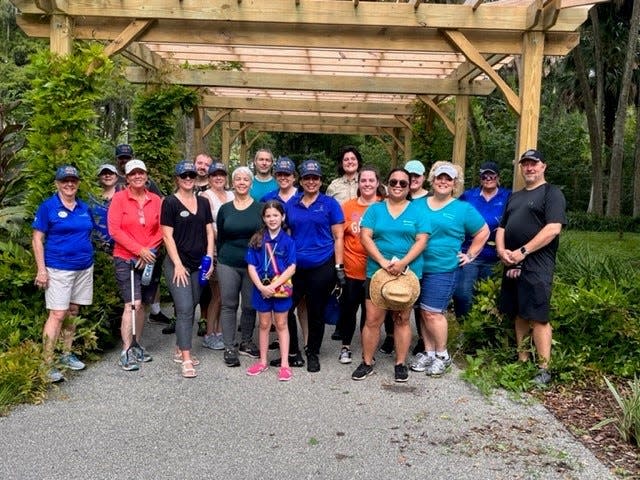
[45,266,94,310]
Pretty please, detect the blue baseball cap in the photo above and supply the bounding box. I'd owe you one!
[55,165,80,181]
[479,161,500,174]
[208,162,227,175]
[404,160,426,175]
[299,159,322,178]
[175,161,196,176]
[115,144,133,159]
[519,149,544,163]
[274,156,296,175]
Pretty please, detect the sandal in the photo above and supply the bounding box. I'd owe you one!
[173,351,200,366]
[181,360,197,378]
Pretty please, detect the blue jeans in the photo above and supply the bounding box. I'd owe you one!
[419,270,459,313]
[163,257,201,351]
[452,259,497,317]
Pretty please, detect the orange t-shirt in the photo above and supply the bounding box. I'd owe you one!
[342,198,374,280]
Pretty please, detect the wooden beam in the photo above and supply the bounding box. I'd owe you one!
[442,30,521,114]
[15,15,581,56]
[120,42,165,70]
[125,68,496,96]
[226,122,381,135]
[417,95,455,136]
[463,0,485,11]
[201,95,415,115]
[103,19,154,57]
[219,111,405,128]
[514,30,545,191]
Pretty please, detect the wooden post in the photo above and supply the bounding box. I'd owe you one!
[239,128,248,165]
[514,31,544,191]
[221,121,231,167]
[193,107,204,156]
[452,94,469,173]
[403,127,412,163]
[50,14,73,56]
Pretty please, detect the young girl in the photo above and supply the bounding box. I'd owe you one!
[245,201,297,381]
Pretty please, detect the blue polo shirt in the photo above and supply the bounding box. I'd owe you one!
[245,229,297,280]
[260,189,301,205]
[459,186,511,261]
[32,194,94,270]
[285,193,344,269]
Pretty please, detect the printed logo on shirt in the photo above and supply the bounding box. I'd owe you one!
[180,210,190,218]
[58,211,68,219]
[402,219,416,227]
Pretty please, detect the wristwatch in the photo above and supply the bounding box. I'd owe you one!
[335,263,344,269]
[519,246,529,257]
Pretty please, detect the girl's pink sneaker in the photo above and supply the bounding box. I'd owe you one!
[246,362,268,376]
[278,366,293,382]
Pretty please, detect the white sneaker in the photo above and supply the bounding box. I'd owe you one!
[425,355,451,377]
[410,352,433,372]
[338,347,352,364]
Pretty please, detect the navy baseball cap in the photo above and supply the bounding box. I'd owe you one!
[479,161,500,174]
[115,144,134,159]
[274,156,296,175]
[299,159,322,177]
[519,149,544,163]
[55,165,80,181]
[208,162,227,175]
[175,161,196,176]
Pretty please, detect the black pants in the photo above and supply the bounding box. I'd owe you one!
[288,257,335,355]
[337,277,366,346]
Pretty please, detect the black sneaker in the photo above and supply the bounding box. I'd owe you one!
[330,329,342,341]
[351,362,374,380]
[197,320,206,337]
[149,311,172,325]
[412,338,425,356]
[307,352,320,373]
[379,336,394,355]
[270,352,305,368]
[394,364,409,383]
[238,341,259,358]
[268,340,280,350]
[161,320,176,334]
[223,348,240,367]
[533,368,552,386]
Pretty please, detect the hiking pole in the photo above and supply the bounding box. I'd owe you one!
[126,260,141,359]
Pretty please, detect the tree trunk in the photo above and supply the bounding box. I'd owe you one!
[606,0,640,217]
[633,85,640,217]
[574,42,604,214]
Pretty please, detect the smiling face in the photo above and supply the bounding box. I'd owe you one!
[480,172,499,192]
[386,170,410,201]
[300,174,322,195]
[56,177,79,198]
[233,171,252,196]
[98,170,118,188]
[195,154,212,178]
[358,169,379,200]
[263,206,284,232]
[208,171,227,191]
[275,171,295,190]
[342,151,359,176]
[432,173,455,196]
[409,172,424,194]
[520,159,546,187]
[254,151,273,176]
[126,169,148,190]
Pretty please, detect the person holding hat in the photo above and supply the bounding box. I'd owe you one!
[161,161,215,377]
[496,149,566,385]
[108,159,163,371]
[199,160,234,350]
[260,156,300,205]
[32,165,94,382]
[452,161,511,318]
[351,168,430,383]
[249,148,277,201]
[90,163,119,254]
[411,161,489,377]
[326,146,362,204]
[282,159,345,373]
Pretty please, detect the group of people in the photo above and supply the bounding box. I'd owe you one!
[33,144,566,386]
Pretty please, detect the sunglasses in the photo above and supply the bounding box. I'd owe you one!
[388,179,409,188]
[179,172,197,180]
[302,175,321,181]
[480,173,498,181]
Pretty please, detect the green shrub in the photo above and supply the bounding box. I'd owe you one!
[0,341,48,416]
[594,377,640,447]
[566,211,640,233]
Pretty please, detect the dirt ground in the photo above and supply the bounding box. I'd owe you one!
[538,381,640,478]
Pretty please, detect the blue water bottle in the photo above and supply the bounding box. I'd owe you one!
[199,255,212,286]
[140,248,156,286]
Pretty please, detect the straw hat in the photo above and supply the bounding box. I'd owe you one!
[369,268,420,311]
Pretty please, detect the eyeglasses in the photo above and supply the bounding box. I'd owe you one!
[179,172,197,180]
[388,179,409,188]
[481,173,498,181]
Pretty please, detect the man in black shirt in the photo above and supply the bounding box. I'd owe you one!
[496,149,567,385]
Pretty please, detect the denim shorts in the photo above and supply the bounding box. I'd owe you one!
[419,270,459,313]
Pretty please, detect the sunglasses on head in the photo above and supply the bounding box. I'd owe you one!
[179,172,197,179]
[388,179,409,188]
[480,173,498,181]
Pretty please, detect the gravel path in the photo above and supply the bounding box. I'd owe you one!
[0,318,615,480]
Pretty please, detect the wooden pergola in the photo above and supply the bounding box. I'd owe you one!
[11,0,605,185]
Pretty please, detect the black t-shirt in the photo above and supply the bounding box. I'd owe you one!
[500,183,567,272]
[161,195,213,271]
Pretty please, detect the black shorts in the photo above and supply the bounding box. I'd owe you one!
[499,268,553,323]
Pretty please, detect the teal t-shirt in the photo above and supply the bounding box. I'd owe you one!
[360,200,431,278]
[420,198,486,274]
[250,177,278,201]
